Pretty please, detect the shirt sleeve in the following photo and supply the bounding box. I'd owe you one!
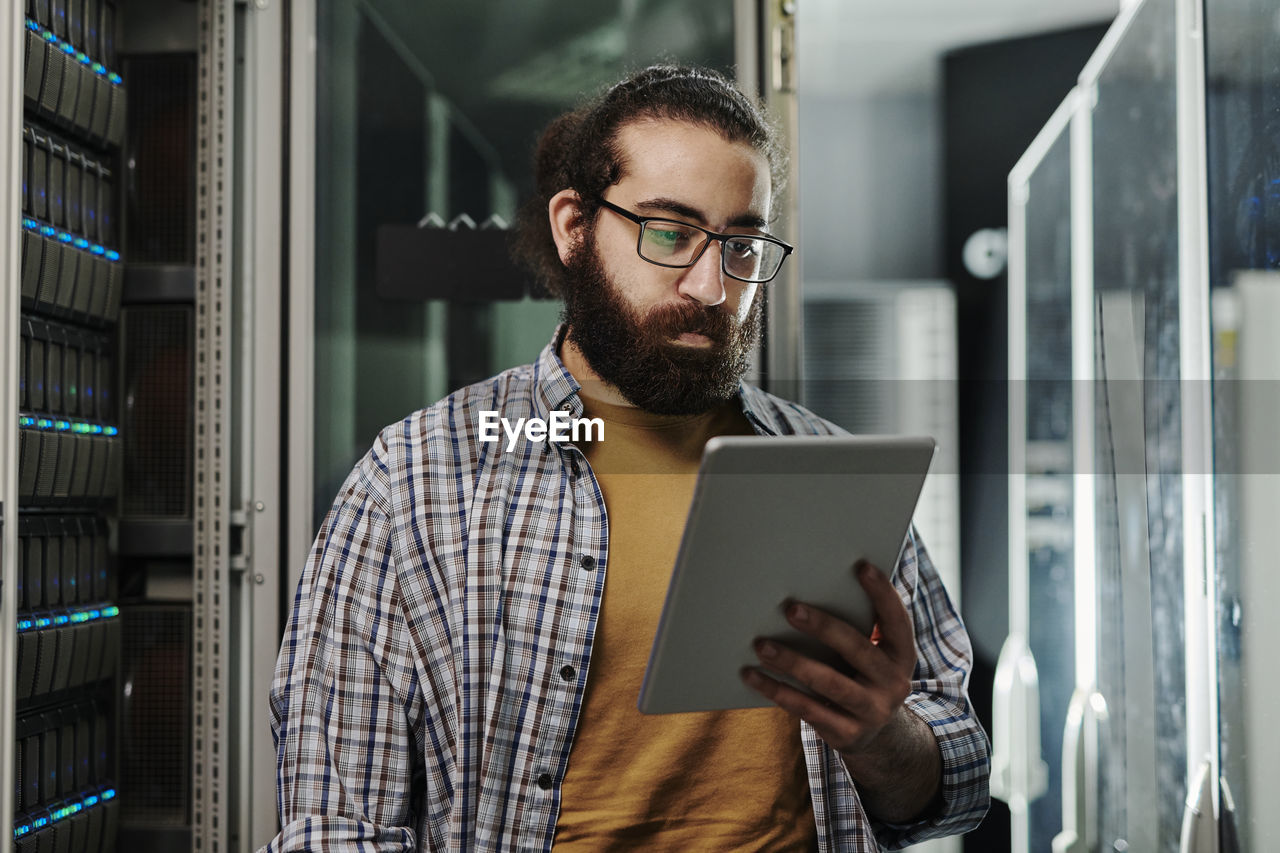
[259,446,423,853]
[869,527,991,849]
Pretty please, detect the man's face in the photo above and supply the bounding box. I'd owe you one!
[562,119,772,415]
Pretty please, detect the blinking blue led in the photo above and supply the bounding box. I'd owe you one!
[106,249,120,262]
[74,237,89,249]
[41,225,56,237]
[104,425,119,436]
[90,243,106,255]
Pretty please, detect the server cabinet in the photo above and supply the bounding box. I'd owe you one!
[7,2,127,851]
[6,1,287,850]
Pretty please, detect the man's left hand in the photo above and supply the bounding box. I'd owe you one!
[740,560,914,757]
[741,560,943,823]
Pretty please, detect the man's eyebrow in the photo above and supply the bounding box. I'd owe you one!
[633,197,768,230]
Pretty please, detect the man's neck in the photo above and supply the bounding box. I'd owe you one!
[559,333,637,409]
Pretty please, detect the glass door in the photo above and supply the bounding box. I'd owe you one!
[1205,0,1280,848]
[1076,0,1211,846]
[307,0,738,531]
[1007,0,1217,849]
[1002,89,1079,853]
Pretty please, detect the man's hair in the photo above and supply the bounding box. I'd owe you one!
[513,64,785,298]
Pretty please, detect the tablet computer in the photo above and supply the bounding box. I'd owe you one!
[637,434,936,715]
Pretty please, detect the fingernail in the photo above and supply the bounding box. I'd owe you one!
[757,639,778,660]
[788,603,809,624]
[741,667,763,686]
[856,561,875,580]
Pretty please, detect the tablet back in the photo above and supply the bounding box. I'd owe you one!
[637,434,936,714]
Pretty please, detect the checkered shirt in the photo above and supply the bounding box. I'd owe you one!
[262,335,990,852]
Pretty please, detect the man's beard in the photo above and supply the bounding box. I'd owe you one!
[560,232,763,416]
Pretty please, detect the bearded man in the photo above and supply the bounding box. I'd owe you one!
[264,65,989,853]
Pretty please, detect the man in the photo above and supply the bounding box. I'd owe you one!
[265,65,989,852]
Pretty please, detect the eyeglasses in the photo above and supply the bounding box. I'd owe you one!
[596,197,794,284]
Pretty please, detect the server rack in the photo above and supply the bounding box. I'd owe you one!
[11,2,126,851]
[7,0,281,849]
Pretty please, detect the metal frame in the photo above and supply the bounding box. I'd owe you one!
[735,0,802,396]
[1173,0,1217,846]
[999,86,1083,853]
[1054,30,1104,853]
[0,0,23,840]
[236,0,287,846]
[193,0,235,848]
[286,0,317,606]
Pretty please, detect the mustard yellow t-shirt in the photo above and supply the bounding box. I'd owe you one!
[553,394,816,852]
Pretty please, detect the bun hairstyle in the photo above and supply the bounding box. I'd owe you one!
[513,64,785,298]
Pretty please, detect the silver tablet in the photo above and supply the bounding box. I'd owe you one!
[637,434,936,715]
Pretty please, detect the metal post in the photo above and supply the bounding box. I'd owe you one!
[736,0,802,399]
[193,1,235,849]
[0,0,23,840]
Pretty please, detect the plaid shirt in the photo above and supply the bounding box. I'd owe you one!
[264,335,990,852]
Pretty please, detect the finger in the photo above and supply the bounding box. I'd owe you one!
[740,666,866,751]
[856,561,916,669]
[781,600,898,686]
[752,638,879,714]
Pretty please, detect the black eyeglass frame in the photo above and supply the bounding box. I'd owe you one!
[595,197,794,284]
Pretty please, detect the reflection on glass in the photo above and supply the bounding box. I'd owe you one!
[1206,0,1280,848]
[1023,125,1074,850]
[312,1,734,527]
[1089,0,1187,849]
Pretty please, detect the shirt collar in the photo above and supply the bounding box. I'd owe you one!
[531,325,584,423]
[533,325,787,437]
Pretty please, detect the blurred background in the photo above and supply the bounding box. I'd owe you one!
[4,0,1278,851]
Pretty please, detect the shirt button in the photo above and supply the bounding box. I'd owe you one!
[580,554,595,571]
[537,772,554,790]
[560,665,576,682]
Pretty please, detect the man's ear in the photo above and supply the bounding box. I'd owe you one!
[549,189,585,265]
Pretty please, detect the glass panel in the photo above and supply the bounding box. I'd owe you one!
[312,1,735,526]
[1089,0,1187,848]
[1023,124,1074,851]
[1206,0,1280,849]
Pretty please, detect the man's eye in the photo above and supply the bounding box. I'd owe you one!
[649,228,687,246]
[726,238,759,258]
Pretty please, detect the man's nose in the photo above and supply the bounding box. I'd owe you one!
[677,240,727,306]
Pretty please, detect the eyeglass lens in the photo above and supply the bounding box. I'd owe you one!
[639,220,785,282]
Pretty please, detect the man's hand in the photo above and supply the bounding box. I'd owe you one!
[740,561,943,823]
